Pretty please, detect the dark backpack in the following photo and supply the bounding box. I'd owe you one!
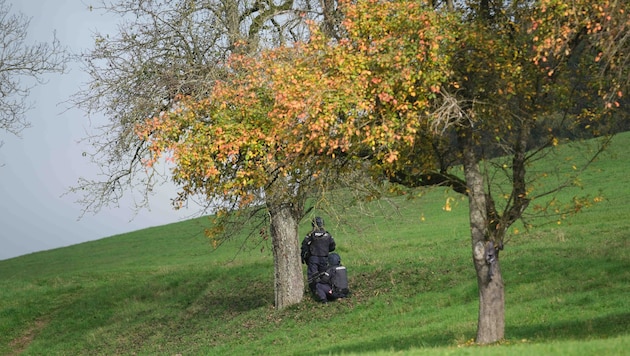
[329,265,349,298]
[327,253,349,298]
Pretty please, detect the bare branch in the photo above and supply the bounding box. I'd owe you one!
[429,89,475,135]
[0,0,68,140]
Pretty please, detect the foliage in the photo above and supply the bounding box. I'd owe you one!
[135,0,458,221]
[531,0,628,105]
[71,0,330,215]
[184,0,628,227]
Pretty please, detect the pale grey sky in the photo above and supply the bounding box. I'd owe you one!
[0,0,194,260]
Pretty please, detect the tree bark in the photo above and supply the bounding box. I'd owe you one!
[268,202,304,309]
[472,240,505,344]
[460,127,505,344]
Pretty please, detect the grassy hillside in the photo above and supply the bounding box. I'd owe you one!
[1,133,629,355]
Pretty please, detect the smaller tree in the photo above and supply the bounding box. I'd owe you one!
[0,0,67,142]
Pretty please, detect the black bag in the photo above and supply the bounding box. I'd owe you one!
[325,253,349,298]
[329,265,349,298]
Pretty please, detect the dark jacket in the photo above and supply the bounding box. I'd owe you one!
[302,230,335,258]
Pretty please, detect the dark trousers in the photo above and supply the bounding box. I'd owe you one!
[307,255,328,291]
[314,282,333,302]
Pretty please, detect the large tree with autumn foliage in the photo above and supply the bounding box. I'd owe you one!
[145,0,627,342]
[73,0,347,310]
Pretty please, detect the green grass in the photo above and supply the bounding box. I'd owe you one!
[1,133,629,355]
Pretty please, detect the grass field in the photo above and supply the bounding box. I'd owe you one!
[1,132,629,355]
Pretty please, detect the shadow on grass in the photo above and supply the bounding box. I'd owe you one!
[138,262,274,319]
[302,331,458,356]
[304,312,630,355]
[508,312,630,341]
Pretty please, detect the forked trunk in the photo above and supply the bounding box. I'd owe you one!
[268,203,304,309]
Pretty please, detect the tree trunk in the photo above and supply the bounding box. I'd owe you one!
[460,127,505,344]
[268,203,305,309]
[472,239,505,343]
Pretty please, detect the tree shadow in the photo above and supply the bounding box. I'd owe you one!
[176,262,274,320]
[304,312,630,355]
[507,312,630,341]
[302,331,458,356]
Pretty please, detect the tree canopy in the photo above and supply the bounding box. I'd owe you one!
[72,0,329,214]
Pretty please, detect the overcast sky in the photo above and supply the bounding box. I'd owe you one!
[0,0,196,260]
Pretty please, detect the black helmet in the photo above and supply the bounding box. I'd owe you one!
[312,216,324,229]
[328,253,341,266]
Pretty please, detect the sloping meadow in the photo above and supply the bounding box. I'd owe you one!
[1,133,629,355]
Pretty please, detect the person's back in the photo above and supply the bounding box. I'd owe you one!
[308,230,334,257]
[305,217,335,258]
[301,217,336,289]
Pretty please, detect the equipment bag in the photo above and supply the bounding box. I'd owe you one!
[330,265,349,298]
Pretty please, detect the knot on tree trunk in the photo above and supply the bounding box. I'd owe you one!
[475,240,502,281]
[484,241,500,280]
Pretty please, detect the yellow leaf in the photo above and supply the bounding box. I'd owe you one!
[443,197,453,212]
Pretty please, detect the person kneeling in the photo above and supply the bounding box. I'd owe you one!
[310,252,349,303]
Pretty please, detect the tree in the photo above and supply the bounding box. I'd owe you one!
[73,0,342,309]
[340,0,626,343]
[136,43,368,307]
[182,0,627,342]
[344,0,625,344]
[0,0,67,144]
